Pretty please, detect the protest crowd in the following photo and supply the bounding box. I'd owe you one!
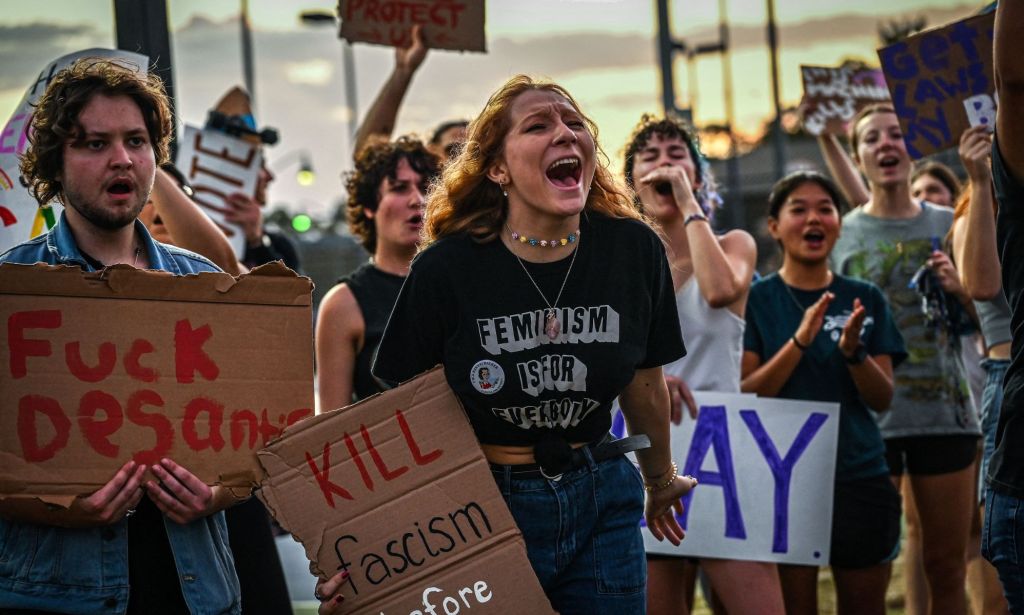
[0,3,1023,615]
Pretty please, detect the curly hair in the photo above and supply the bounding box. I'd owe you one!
[346,136,440,253]
[20,58,173,207]
[423,75,640,245]
[622,113,720,213]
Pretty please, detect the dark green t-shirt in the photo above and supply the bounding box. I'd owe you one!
[744,273,907,480]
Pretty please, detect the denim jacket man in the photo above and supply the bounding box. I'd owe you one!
[0,59,242,614]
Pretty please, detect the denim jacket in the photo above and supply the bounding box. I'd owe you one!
[0,213,241,614]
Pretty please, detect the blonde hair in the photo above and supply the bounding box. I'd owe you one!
[423,75,641,245]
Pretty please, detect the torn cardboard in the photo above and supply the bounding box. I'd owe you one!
[0,262,313,507]
[258,368,555,614]
[338,0,487,53]
[800,63,889,136]
[877,11,996,158]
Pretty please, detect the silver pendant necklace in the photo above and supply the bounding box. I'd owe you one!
[510,233,580,340]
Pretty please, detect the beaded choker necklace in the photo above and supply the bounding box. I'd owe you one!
[506,224,580,248]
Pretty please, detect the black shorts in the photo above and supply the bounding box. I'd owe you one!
[884,434,979,476]
[830,473,902,569]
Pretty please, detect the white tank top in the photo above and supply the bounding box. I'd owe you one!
[664,277,745,393]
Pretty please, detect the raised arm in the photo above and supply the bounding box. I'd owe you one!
[952,126,1000,300]
[636,165,756,311]
[352,25,428,155]
[996,1,1024,177]
[150,168,246,276]
[817,134,870,207]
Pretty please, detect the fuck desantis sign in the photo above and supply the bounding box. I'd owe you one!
[258,368,555,615]
[0,262,314,508]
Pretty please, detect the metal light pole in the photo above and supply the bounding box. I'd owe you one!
[240,0,256,107]
[114,0,176,147]
[766,0,786,180]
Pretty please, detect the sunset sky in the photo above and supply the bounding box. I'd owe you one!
[0,0,978,217]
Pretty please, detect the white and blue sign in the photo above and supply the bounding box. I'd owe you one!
[613,392,840,566]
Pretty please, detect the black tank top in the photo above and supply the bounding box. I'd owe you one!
[340,262,405,401]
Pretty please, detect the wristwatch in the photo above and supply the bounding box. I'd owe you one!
[844,344,868,365]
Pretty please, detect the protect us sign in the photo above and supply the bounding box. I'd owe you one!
[613,392,840,565]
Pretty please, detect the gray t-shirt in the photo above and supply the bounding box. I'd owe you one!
[832,203,979,438]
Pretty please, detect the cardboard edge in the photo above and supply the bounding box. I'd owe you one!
[0,262,313,306]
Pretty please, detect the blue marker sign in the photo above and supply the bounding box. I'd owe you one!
[612,392,839,565]
[877,11,996,158]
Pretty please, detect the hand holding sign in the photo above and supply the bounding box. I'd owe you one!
[646,474,699,546]
[958,125,993,184]
[396,24,429,74]
[145,458,218,525]
[66,460,146,527]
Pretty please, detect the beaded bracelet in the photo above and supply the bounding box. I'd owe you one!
[644,461,679,493]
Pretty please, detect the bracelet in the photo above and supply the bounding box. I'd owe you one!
[684,212,709,227]
[791,335,809,351]
[644,461,679,492]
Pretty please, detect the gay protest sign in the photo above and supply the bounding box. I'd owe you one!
[800,64,890,136]
[0,262,313,508]
[878,11,996,158]
[0,49,147,255]
[258,368,555,615]
[613,392,840,565]
[338,0,486,52]
[175,125,262,258]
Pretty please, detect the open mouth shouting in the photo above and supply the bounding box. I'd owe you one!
[105,177,136,200]
[654,181,673,196]
[803,228,826,249]
[407,213,423,229]
[878,155,900,169]
[546,156,582,189]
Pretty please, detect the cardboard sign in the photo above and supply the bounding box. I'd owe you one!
[258,369,555,615]
[0,49,148,255]
[877,11,996,158]
[175,125,262,258]
[613,392,840,565]
[800,64,890,136]
[338,0,486,53]
[0,262,314,507]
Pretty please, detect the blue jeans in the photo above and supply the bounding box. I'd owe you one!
[491,451,646,614]
[983,488,1024,612]
[980,359,1010,503]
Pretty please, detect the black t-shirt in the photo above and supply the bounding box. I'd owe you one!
[242,230,301,272]
[372,212,685,446]
[989,137,1024,496]
[338,262,406,401]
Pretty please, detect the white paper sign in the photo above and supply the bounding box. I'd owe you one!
[613,392,840,566]
[175,125,262,258]
[0,49,148,254]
